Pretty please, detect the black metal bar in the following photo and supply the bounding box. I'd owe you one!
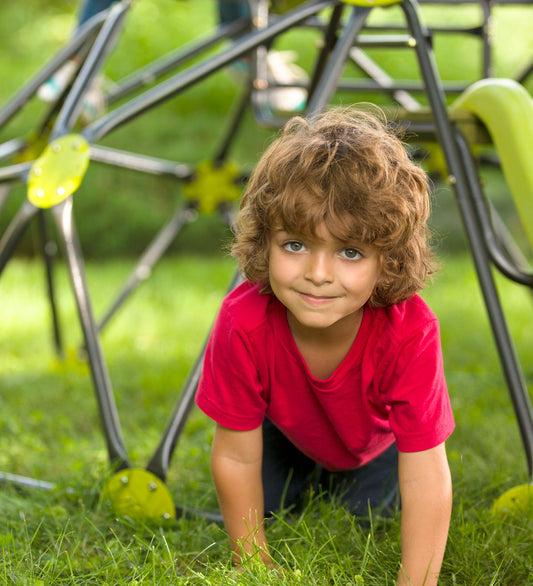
[401,0,533,480]
[337,79,469,94]
[0,471,57,492]
[214,85,253,164]
[478,0,492,78]
[454,130,533,481]
[0,138,27,164]
[52,1,131,138]
[98,205,197,332]
[0,162,32,184]
[52,197,130,469]
[89,145,194,178]
[361,23,483,36]
[0,183,11,216]
[0,200,38,274]
[489,205,533,277]
[175,503,223,523]
[462,152,533,286]
[306,4,345,103]
[37,210,64,358]
[401,0,464,171]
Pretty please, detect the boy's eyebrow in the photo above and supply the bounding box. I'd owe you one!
[272,228,296,237]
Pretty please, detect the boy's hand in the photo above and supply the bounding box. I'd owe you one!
[397,443,452,586]
[211,424,270,566]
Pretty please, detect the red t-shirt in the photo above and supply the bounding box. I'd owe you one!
[196,281,454,471]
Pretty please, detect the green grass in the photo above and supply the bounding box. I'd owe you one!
[1,250,533,584]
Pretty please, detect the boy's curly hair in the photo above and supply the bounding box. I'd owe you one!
[232,106,434,307]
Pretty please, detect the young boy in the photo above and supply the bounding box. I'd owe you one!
[196,107,454,585]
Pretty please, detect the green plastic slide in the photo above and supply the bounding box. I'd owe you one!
[451,78,533,247]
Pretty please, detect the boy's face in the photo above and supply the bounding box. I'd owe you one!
[268,222,382,338]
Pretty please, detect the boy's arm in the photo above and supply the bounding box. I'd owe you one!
[397,443,452,586]
[211,423,271,566]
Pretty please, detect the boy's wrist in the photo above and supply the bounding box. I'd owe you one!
[232,538,272,567]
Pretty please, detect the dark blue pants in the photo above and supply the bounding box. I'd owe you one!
[77,0,116,28]
[262,419,399,518]
[217,0,251,24]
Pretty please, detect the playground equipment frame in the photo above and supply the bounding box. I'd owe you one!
[0,0,532,518]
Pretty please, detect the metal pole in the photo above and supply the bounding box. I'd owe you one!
[402,0,533,479]
[52,197,130,469]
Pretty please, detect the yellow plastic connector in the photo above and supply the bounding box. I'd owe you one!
[14,132,49,164]
[101,468,176,522]
[491,483,533,517]
[27,134,90,209]
[183,160,241,215]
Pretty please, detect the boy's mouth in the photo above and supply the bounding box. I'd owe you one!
[298,291,338,305]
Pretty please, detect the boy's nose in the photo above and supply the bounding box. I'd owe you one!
[304,253,334,285]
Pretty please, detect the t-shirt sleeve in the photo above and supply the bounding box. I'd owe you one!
[195,300,267,431]
[383,318,454,452]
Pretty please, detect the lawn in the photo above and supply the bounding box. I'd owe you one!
[1,0,533,584]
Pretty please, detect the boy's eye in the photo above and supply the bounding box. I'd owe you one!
[341,248,361,260]
[283,241,306,253]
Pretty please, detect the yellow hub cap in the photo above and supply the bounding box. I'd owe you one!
[491,484,533,517]
[102,468,176,521]
[27,134,90,209]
